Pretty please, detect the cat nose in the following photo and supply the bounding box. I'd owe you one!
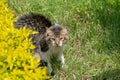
[55,41,59,46]
[56,42,59,46]
[55,38,60,46]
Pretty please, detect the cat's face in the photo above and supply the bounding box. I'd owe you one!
[45,24,69,47]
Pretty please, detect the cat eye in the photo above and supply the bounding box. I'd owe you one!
[50,38,55,40]
[46,34,49,36]
[60,38,64,40]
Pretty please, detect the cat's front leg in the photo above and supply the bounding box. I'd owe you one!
[40,52,53,75]
[57,53,68,70]
[46,61,53,75]
[58,53,65,65]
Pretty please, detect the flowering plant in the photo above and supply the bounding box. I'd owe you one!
[0,0,49,79]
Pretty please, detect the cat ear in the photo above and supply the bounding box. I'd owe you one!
[46,28,51,33]
[61,27,69,40]
[62,28,68,34]
[45,28,52,37]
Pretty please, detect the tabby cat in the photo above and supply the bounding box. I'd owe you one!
[14,13,69,75]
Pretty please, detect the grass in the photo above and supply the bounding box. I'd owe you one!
[8,0,120,80]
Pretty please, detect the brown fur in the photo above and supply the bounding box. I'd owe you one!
[45,24,69,47]
[14,13,69,75]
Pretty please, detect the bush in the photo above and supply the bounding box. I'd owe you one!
[0,0,49,79]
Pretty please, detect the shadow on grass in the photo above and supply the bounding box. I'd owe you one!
[92,69,120,80]
[91,1,120,79]
[93,0,120,52]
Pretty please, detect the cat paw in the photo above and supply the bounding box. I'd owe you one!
[61,64,68,71]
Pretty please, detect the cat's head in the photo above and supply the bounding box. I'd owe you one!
[45,24,69,47]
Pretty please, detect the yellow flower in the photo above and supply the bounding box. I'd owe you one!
[0,0,49,79]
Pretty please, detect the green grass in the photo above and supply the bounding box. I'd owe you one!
[8,0,120,80]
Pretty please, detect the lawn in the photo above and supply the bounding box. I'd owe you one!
[8,0,120,80]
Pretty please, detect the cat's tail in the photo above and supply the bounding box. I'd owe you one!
[14,13,52,33]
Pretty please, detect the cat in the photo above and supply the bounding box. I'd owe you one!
[14,13,69,75]
[14,13,52,33]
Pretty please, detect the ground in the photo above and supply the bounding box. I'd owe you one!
[8,0,120,80]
